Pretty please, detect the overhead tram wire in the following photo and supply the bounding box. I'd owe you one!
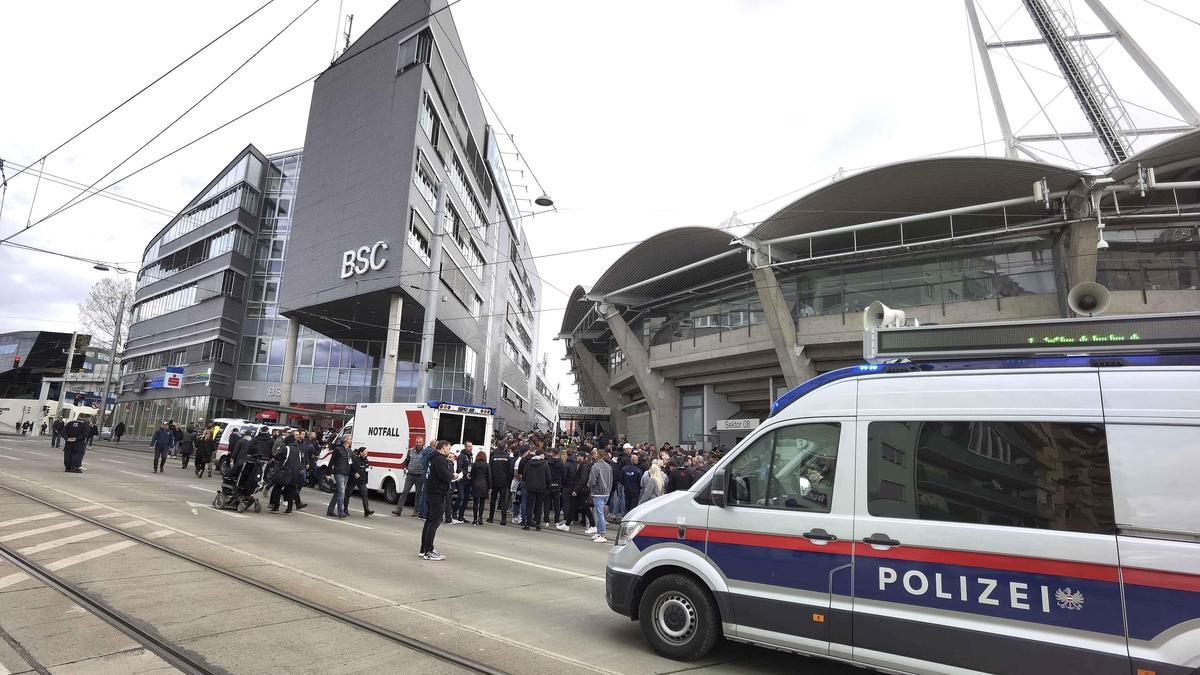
[1,0,278,186]
[0,160,176,218]
[1142,0,1200,29]
[6,0,324,245]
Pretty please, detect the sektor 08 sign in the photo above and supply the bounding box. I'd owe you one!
[340,241,388,279]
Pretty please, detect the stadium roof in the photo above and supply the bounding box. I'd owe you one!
[559,285,592,336]
[587,226,746,304]
[1109,128,1200,182]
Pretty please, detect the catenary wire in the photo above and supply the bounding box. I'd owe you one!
[7,0,324,244]
[1142,0,1200,29]
[0,160,176,218]
[1,0,278,186]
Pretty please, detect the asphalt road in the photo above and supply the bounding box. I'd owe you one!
[0,433,865,674]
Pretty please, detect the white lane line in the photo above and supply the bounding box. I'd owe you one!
[0,455,22,461]
[475,551,604,581]
[185,501,249,519]
[0,657,10,674]
[187,485,213,492]
[115,520,147,529]
[94,512,127,520]
[73,505,105,512]
[0,512,60,528]
[117,470,146,478]
[100,458,125,464]
[0,472,615,675]
[145,529,174,539]
[0,521,82,542]
[0,571,30,591]
[17,529,106,555]
[294,510,373,530]
[44,541,137,572]
[25,451,48,457]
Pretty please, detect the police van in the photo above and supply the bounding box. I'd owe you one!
[326,401,494,504]
[606,300,1200,675]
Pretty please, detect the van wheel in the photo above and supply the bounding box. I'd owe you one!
[638,574,720,661]
[383,478,399,504]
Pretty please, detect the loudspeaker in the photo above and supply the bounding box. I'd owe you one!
[863,301,906,330]
[1067,282,1110,316]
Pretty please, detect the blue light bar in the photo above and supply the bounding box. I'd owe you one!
[768,353,1200,418]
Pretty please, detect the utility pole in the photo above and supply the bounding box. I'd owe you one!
[416,183,448,402]
[58,331,78,411]
[96,290,127,429]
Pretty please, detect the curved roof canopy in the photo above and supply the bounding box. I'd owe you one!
[559,285,592,336]
[1109,128,1200,182]
[749,157,1084,251]
[588,226,746,304]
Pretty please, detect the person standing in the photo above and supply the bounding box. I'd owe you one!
[113,421,125,443]
[325,435,352,518]
[521,448,550,532]
[87,421,98,447]
[619,455,644,513]
[419,440,454,561]
[150,423,173,473]
[61,418,88,473]
[392,436,428,517]
[546,449,565,529]
[668,457,696,493]
[470,450,490,525]
[193,426,213,478]
[178,426,194,469]
[640,459,667,504]
[562,450,579,528]
[39,422,47,436]
[487,444,513,525]
[51,417,65,448]
[168,422,181,459]
[270,432,305,514]
[344,446,373,517]
[452,442,473,524]
[571,450,595,532]
[301,432,319,488]
[587,449,613,543]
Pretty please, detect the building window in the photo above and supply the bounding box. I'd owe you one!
[407,210,432,265]
[680,387,704,446]
[413,152,438,212]
[501,383,527,411]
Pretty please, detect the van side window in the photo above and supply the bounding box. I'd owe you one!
[866,421,1115,535]
[727,423,840,513]
[1107,424,1199,538]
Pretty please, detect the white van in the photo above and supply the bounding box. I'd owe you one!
[326,401,494,504]
[213,419,293,467]
[607,311,1200,675]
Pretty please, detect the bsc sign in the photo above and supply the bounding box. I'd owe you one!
[340,241,388,279]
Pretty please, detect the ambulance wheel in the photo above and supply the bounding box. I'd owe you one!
[236,500,248,514]
[253,501,262,513]
[638,575,720,661]
[383,478,399,505]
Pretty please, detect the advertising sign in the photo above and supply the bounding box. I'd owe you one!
[163,366,184,390]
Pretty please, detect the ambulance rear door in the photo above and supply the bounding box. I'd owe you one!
[852,370,1128,675]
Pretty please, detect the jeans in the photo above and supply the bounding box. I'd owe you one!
[327,474,348,516]
[593,495,609,535]
[398,473,423,512]
[51,432,61,448]
[421,495,445,554]
[153,447,168,470]
[516,482,527,521]
[454,483,470,520]
[612,485,625,517]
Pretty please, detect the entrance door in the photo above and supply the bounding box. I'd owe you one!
[704,419,854,655]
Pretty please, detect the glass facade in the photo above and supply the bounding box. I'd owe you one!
[130,270,246,322]
[1097,223,1199,291]
[137,225,254,290]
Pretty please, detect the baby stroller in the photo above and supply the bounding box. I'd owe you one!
[212,456,267,513]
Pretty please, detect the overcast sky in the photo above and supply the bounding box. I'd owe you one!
[2,0,1198,405]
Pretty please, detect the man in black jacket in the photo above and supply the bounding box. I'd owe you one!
[270,433,305,513]
[51,417,65,448]
[251,427,274,460]
[420,441,454,560]
[325,435,353,518]
[487,445,513,525]
[521,448,551,532]
[61,419,89,473]
[344,446,373,517]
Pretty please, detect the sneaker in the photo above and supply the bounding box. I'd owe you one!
[584,527,597,535]
[522,526,530,531]
[592,535,608,543]
[513,516,522,525]
[556,523,569,531]
[426,552,445,561]
[430,549,443,558]
[451,519,464,525]
[392,509,403,516]
[419,552,430,560]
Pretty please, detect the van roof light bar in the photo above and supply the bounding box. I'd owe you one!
[864,312,1200,363]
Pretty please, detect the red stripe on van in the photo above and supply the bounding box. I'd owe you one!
[370,461,406,470]
[1123,567,1200,593]
[406,410,425,450]
[370,451,406,459]
[707,528,854,555]
[853,543,1119,582]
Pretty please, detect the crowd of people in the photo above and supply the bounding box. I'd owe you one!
[36,414,720,563]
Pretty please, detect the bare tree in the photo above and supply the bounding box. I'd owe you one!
[78,277,133,352]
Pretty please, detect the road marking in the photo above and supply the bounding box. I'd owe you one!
[146,529,174,539]
[0,472,617,675]
[100,458,125,464]
[117,470,145,478]
[44,541,137,572]
[294,510,374,530]
[115,520,147,529]
[94,512,127,520]
[73,505,105,512]
[0,521,82,542]
[0,455,22,461]
[475,551,604,581]
[185,501,249,519]
[187,485,213,492]
[0,571,30,591]
[17,529,106,555]
[0,512,60,528]
[25,451,48,457]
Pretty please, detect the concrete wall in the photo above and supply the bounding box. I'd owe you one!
[626,412,651,445]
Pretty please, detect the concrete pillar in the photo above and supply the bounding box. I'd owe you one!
[599,304,679,445]
[571,341,627,436]
[279,316,301,407]
[37,380,52,421]
[380,293,404,403]
[1065,221,1099,290]
[750,265,816,388]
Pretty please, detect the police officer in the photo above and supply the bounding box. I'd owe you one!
[61,418,89,473]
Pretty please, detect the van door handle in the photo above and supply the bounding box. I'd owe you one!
[802,529,837,541]
[862,534,901,547]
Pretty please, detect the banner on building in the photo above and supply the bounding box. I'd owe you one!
[163,367,184,389]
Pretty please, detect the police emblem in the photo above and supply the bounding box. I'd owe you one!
[1055,588,1084,611]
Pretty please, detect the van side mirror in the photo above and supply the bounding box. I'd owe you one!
[711,467,727,508]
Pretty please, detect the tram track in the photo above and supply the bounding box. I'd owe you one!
[0,482,506,675]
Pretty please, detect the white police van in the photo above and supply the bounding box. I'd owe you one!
[607,302,1200,675]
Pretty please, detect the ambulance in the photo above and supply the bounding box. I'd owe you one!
[606,299,1200,675]
[329,401,495,504]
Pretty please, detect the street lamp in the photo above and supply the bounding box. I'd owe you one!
[534,194,554,207]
